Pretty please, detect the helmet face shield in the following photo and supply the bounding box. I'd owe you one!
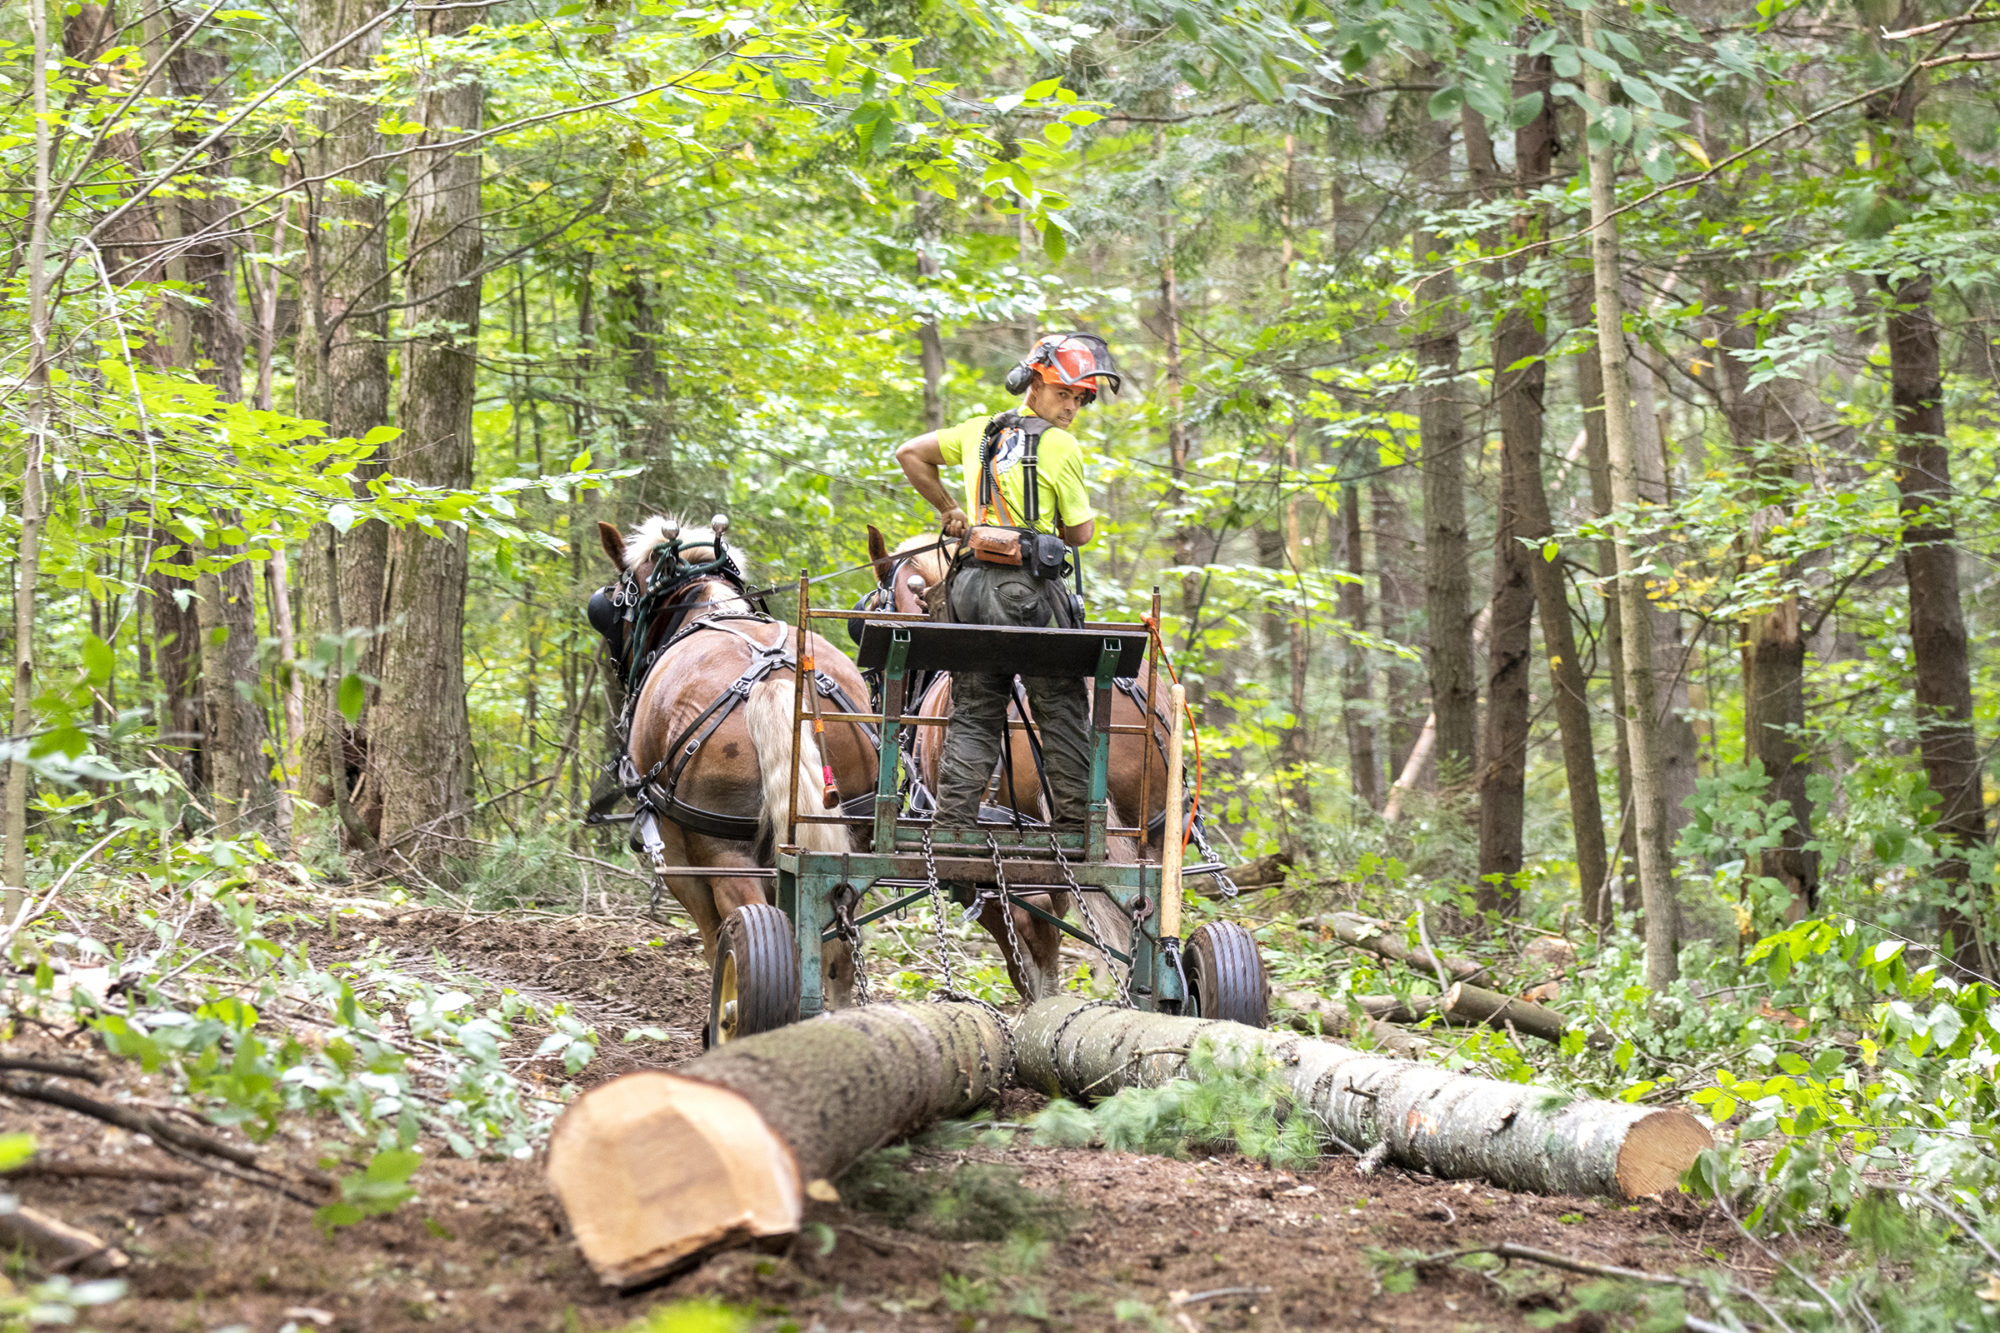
[1031,333,1121,397]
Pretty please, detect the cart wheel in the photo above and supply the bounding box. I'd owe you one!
[1183,921,1269,1027]
[707,903,800,1047]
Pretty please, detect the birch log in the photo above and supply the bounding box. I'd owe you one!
[1316,911,1486,982]
[547,1002,1008,1288]
[1015,997,1709,1200]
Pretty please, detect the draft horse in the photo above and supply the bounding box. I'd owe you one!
[596,515,876,1041]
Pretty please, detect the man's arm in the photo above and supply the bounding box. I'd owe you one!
[896,432,968,537]
[1061,518,1095,546]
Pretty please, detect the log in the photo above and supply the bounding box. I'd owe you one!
[1441,982,1568,1043]
[1015,997,1711,1201]
[1223,853,1291,888]
[1316,911,1486,983]
[1272,987,1433,1060]
[0,1204,129,1275]
[546,1002,1008,1288]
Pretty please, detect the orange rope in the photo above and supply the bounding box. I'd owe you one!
[1142,617,1201,851]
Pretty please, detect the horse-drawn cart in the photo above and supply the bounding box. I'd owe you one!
[704,582,1271,1044]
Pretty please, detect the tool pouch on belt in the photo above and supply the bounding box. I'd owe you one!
[967,524,1024,567]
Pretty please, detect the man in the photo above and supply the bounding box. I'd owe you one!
[894,332,1121,832]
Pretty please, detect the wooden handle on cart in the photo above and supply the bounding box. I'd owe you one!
[1161,683,1186,940]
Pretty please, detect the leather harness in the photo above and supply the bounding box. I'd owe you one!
[596,572,874,844]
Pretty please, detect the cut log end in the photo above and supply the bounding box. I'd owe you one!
[546,1071,802,1289]
[1613,1110,1715,1200]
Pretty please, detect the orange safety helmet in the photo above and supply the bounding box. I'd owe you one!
[1006,332,1122,404]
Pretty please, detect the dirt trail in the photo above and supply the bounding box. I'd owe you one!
[2,909,1753,1332]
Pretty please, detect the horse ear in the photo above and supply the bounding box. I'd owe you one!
[597,520,627,571]
[866,524,893,587]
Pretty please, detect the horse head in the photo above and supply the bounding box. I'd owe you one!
[864,524,953,616]
[595,514,756,677]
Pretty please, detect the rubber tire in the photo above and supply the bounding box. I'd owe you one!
[1183,921,1270,1028]
[707,902,801,1047]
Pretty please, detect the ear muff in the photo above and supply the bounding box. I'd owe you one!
[1004,361,1036,395]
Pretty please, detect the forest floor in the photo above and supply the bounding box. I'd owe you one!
[4,903,1790,1333]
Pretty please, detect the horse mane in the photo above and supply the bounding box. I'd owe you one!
[891,532,952,590]
[625,514,747,579]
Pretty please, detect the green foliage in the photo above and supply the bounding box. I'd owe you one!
[840,1120,1067,1242]
[614,1302,751,1333]
[1030,1039,1319,1169]
[316,1148,425,1233]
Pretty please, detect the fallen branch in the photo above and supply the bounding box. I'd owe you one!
[3,1158,204,1185]
[1315,912,1488,984]
[1422,1241,1821,1321]
[0,1204,130,1275]
[0,1075,331,1203]
[1016,997,1712,1200]
[0,1055,105,1083]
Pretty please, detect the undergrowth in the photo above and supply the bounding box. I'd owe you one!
[1029,1040,1319,1169]
[839,1119,1068,1242]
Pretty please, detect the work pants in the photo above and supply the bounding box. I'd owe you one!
[933,561,1092,830]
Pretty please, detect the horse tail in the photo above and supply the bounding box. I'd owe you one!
[745,677,850,856]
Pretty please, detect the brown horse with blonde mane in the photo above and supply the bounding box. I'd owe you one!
[599,515,876,1013]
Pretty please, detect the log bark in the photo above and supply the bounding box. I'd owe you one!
[1439,982,1567,1044]
[1016,997,1709,1200]
[1314,911,1485,982]
[547,1002,1008,1288]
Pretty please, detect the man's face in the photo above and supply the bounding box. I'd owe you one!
[1025,379,1090,428]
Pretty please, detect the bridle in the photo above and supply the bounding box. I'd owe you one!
[610,533,764,698]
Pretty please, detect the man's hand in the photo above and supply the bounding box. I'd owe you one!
[940,505,969,538]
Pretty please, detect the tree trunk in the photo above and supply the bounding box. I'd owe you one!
[172,15,273,836]
[1461,105,1535,904]
[1870,12,1985,969]
[1585,7,1679,989]
[295,0,392,812]
[1339,482,1380,810]
[1374,476,1424,783]
[6,0,54,920]
[1887,281,1984,964]
[1411,106,1477,788]
[366,2,483,875]
[1713,280,1818,919]
[1016,997,1710,1200]
[1571,274,1637,909]
[1482,59,1606,916]
[547,1003,1008,1287]
[195,556,276,836]
[1627,350,1701,846]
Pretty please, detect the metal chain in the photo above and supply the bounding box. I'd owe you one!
[1046,833,1132,1008]
[921,828,1016,1083]
[1187,809,1240,899]
[983,833,1036,991]
[831,884,872,1006]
